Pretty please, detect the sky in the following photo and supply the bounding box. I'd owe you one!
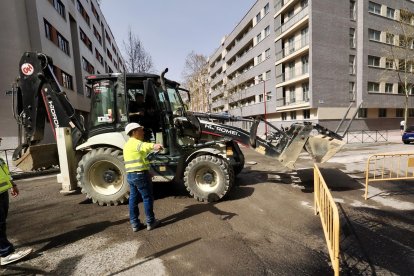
[100,0,254,82]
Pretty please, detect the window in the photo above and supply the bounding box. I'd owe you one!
[396,108,404,117]
[301,0,308,8]
[44,18,70,55]
[257,54,263,63]
[107,49,113,61]
[265,70,271,81]
[369,29,381,41]
[93,25,102,45]
[378,108,387,117]
[303,109,310,119]
[386,7,395,19]
[289,87,296,103]
[105,30,111,44]
[281,112,287,120]
[264,3,269,15]
[302,55,309,74]
[82,57,94,74]
[256,12,261,22]
[368,82,380,92]
[368,55,380,67]
[386,33,394,45]
[368,1,381,15]
[95,48,103,65]
[79,27,92,51]
[290,111,296,120]
[265,48,270,59]
[76,0,90,26]
[350,0,356,20]
[259,94,264,102]
[91,2,100,23]
[288,36,295,53]
[265,26,270,37]
[288,62,295,79]
[256,32,262,43]
[301,27,309,46]
[44,19,52,39]
[57,33,70,55]
[386,58,394,69]
[302,83,309,101]
[358,108,367,118]
[385,83,393,93]
[350,28,356,48]
[349,55,355,74]
[61,70,73,90]
[349,82,355,101]
[52,0,66,19]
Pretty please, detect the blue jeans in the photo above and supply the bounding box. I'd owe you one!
[0,191,14,257]
[127,172,155,227]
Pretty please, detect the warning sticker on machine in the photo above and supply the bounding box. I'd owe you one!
[21,63,34,76]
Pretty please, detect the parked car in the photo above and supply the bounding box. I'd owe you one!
[402,125,414,144]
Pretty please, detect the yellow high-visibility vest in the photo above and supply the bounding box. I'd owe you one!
[123,138,154,173]
[0,158,13,194]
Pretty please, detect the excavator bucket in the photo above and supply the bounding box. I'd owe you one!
[304,135,345,163]
[13,144,59,171]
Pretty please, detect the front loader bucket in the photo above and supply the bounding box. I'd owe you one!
[304,135,345,163]
[13,144,59,171]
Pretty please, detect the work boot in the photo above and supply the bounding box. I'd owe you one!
[1,248,32,265]
[132,223,144,232]
[146,220,160,231]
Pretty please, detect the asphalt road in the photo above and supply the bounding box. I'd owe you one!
[1,141,413,275]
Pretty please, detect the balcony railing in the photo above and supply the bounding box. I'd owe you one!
[276,97,310,107]
[276,67,309,83]
[275,6,309,37]
[275,36,309,60]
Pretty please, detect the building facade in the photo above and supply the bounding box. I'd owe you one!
[0,0,124,142]
[208,0,414,132]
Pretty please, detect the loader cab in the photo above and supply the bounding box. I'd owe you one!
[86,73,192,144]
[87,74,128,138]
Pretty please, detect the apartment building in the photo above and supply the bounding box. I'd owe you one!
[209,0,414,132]
[0,0,124,140]
[209,0,276,132]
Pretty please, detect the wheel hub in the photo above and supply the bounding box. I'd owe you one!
[202,173,214,184]
[103,170,117,183]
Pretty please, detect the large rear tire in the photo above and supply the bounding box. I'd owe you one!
[184,155,234,202]
[76,147,128,206]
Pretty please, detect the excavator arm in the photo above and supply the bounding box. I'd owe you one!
[192,112,347,169]
[12,52,85,170]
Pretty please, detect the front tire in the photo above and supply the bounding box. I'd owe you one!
[76,147,128,206]
[184,155,234,202]
[403,141,410,144]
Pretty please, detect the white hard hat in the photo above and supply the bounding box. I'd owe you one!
[125,123,143,135]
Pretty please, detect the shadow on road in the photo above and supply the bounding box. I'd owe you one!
[108,238,201,275]
[338,204,414,275]
[19,218,129,254]
[160,202,238,227]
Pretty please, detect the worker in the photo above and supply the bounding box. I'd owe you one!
[123,123,163,232]
[0,138,32,265]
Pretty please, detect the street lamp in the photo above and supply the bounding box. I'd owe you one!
[263,79,268,138]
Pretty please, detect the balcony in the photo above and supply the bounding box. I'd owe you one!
[276,97,310,108]
[226,35,253,64]
[275,6,309,37]
[276,69,309,87]
[275,36,309,61]
[210,73,224,88]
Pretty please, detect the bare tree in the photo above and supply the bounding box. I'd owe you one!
[123,27,154,73]
[382,8,414,131]
[182,52,209,112]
